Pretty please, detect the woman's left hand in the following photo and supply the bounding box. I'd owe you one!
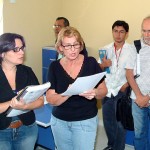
[79,89,96,100]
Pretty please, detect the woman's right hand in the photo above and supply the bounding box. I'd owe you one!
[10,96,26,110]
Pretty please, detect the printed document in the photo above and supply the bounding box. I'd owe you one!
[6,82,51,117]
[61,72,106,96]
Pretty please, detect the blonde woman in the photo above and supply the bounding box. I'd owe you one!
[46,26,107,150]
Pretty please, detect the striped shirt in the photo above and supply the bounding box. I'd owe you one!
[126,39,150,99]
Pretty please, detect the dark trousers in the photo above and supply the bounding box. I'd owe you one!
[102,92,126,150]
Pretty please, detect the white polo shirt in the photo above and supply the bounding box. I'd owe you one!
[126,39,150,99]
[98,42,133,98]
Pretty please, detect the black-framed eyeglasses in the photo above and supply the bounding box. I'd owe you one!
[53,25,62,29]
[61,44,81,50]
[12,46,25,52]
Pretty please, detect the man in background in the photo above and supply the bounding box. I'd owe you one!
[53,17,70,40]
[126,16,150,150]
[99,20,132,150]
[53,17,88,58]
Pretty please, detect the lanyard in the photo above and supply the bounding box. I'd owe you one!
[114,44,123,67]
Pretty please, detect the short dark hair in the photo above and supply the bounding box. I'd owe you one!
[56,17,70,27]
[112,20,129,32]
[0,33,25,63]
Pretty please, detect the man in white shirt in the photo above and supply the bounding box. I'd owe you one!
[126,16,150,150]
[99,20,132,150]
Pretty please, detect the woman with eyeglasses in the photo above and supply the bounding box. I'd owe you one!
[46,26,108,150]
[0,33,44,150]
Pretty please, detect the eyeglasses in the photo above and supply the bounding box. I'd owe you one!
[61,44,81,50]
[12,46,25,52]
[53,25,62,29]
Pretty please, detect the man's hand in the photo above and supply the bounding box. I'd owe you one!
[120,83,129,92]
[102,56,112,68]
[135,94,150,107]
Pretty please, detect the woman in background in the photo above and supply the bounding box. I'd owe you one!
[0,33,44,150]
[46,26,107,150]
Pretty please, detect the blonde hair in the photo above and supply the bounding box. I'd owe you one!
[55,26,84,53]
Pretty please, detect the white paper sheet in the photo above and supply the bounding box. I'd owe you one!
[61,72,106,96]
[6,82,51,117]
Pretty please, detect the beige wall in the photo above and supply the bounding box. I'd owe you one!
[61,0,150,57]
[3,0,61,83]
[3,0,150,82]
[3,0,150,119]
